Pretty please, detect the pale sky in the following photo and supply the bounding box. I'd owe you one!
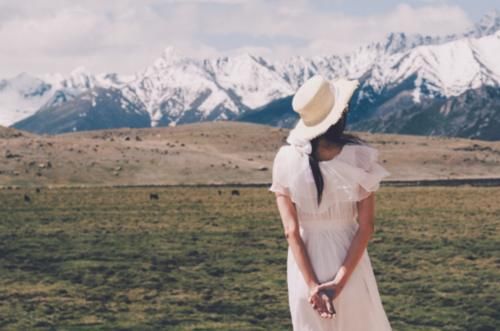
[0,0,498,77]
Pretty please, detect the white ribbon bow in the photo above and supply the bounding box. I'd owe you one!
[286,133,312,156]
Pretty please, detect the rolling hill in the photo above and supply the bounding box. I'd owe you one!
[1,122,500,187]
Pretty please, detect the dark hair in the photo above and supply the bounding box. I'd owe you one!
[308,107,365,206]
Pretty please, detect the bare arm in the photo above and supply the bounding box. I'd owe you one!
[317,192,376,295]
[333,192,375,288]
[274,191,320,290]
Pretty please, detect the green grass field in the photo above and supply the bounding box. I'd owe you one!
[0,185,498,330]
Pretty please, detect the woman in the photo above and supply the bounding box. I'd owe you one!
[269,75,392,330]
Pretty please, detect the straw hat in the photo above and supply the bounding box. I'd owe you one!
[288,75,359,141]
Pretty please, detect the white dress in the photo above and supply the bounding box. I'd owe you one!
[269,140,393,331]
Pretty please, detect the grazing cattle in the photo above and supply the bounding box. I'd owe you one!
[24,194,31,203]
[150,193,159,200]
[218,190,222,195]
[35,187,41,193]
[231,190,240,196]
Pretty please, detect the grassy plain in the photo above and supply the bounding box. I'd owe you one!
[0,185,498,330]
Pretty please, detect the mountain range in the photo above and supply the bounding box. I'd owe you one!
[2,10,499,140]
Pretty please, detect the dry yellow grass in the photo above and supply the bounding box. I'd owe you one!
[1,121,500,187]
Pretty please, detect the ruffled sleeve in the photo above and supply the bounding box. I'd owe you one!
[268,146,292,197]
[334,143,391,202]
[352,145,391,201]
[268,143,390,212]
[283,143,391,213]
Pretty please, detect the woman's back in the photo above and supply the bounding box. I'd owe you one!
[269,141,393,330]
[270,142,390,225]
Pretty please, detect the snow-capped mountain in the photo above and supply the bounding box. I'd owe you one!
[0,73,53,125]
[128,48,260,126]
[350,85,500,141]
[349,30,500,116]
[464,9,500,38]
[5,10,500,139]
[119,48,295,127]
[13,87,149,134]
[0,67,129,126]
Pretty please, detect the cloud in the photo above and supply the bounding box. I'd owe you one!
[0,0,473,77]
[187,1,472,57]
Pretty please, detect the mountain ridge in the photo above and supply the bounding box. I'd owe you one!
[3,10,500,139]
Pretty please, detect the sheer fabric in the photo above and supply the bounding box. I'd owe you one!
[270,143,390,221]
[269,142,392,331]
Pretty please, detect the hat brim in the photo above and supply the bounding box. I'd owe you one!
[289,78,359,141]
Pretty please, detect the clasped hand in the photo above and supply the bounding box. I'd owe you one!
[308,280,344,319]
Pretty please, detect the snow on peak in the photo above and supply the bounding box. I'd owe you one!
[477,9,500,32]
[362,31,500,101]
[96,73,136,88]
[64,66,95,90]
[384,32,415,53]
[465,9,500,38]
[6,73,46,91]
[1,10,500,128]
[379,32,444,54]
[152,46,185,69]
[0,73,54,126]
[207,51,293,108]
